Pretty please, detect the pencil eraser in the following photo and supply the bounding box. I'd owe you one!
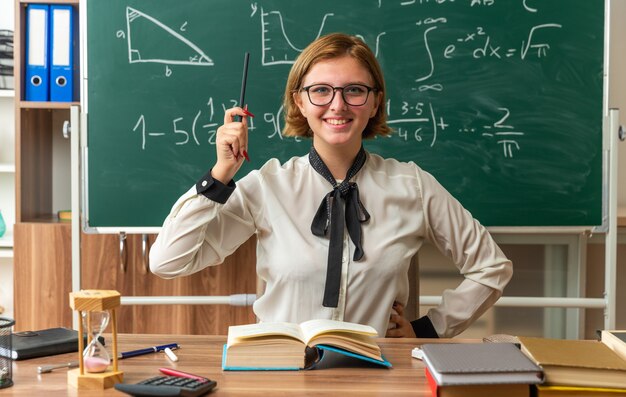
[164,347,179,362]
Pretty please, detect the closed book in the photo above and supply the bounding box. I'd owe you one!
[421,343,543,386]
[0,327,98,360]
[425,367,530,397]
[519,336,626,389]
[57,209,71,221]
[533,384,626,396]
[601,330,626,362]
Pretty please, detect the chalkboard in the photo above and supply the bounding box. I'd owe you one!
[84,0,605,230]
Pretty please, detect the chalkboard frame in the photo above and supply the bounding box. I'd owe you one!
[80,0,610,233]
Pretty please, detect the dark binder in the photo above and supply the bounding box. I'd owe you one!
[0,327,102,360]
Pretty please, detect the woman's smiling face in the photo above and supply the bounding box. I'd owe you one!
[294,55,380,154]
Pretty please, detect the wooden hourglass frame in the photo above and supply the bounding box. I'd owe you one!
[68,290,124,389]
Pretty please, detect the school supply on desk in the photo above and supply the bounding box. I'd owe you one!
[601,330,626,361]
[37,361,79,374]
[533,384,626,396]
[118,343,179,359]
[159,368,205,381]
[49,5,75,102]
[25,4,49,101]
[114,375,216,397]
[421,343,543,386]
[411,347,424,360]
[519,336,626,389]
[0,327,103,360]
[425,367,530,397]
[36,343,178,374]
[164,347,179,362]
[483,333,522,346]
[221,319,391,370]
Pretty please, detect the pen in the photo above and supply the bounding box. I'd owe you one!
[236,52,250,122]
[118,343,179,359]
[236,52,251,162]
[37,361,79,374]
[159,367,207,381]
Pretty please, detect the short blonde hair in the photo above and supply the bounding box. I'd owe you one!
[282,33,392,139]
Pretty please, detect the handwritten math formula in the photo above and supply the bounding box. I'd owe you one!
[132,98,524,159]
[111,0,595,161]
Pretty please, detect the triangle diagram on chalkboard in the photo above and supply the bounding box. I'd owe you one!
[126,7,213,66]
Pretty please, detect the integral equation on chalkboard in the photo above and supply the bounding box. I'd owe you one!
[116,1,567,160]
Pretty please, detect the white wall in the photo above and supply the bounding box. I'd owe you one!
[0,0,13,31]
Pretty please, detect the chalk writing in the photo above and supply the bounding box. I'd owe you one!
[260,8,334,65]
[115,0,591,162]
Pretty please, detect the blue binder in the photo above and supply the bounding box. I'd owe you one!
[25,4,49,101]
[49,5,75,102]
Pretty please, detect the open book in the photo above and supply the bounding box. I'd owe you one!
[222,319,391,370]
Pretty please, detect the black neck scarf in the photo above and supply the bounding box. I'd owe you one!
[309,146,370,308]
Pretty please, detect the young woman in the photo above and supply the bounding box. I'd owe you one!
[150,33,512,338]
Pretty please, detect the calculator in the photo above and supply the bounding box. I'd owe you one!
[114,375,217,397]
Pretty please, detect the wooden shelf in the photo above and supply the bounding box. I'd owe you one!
[19,0,78,4]
[21,215,72,224]
[19,101,79,110]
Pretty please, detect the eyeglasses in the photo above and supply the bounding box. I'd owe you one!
[300,83,377,107]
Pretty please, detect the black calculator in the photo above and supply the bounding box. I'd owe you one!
[114,375,216,397]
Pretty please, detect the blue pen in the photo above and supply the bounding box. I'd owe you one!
[118,343,179,359]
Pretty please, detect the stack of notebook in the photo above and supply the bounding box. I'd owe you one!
[421,342,543,397]
[519,334,626,396]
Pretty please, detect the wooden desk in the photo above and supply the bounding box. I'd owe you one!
[4,334,452,396]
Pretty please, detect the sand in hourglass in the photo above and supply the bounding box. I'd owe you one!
[84,357,110,373]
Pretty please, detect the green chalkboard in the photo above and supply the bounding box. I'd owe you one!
[84,0,605,229]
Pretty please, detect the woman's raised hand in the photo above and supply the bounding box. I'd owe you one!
[211,106,254,184]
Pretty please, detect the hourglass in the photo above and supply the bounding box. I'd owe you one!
[68,290,123,389]
[83,311,111,373]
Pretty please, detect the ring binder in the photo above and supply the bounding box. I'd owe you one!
[24,4,49,101]
[49,5,75,102]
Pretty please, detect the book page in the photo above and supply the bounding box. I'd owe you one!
[299,319,378,344]
[310,334,381,360]
[601,330,626,362]
[227,322,305,347]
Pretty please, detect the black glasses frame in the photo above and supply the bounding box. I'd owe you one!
[300,83,377,107]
